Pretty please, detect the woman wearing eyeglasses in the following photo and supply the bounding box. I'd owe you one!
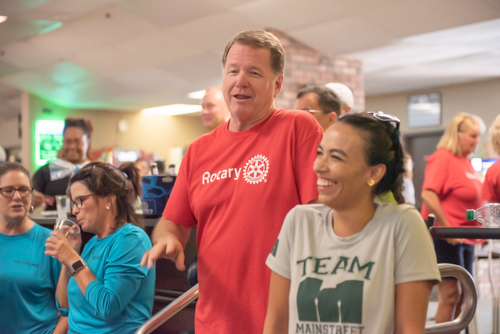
[44,162,155,334]
[32,118,93,211]
[0,162,68,333]
[263,112,440,333]
[421,112,485,328]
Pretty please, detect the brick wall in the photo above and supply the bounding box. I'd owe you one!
[268,29,364,112]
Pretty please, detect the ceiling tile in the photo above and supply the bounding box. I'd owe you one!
[0,40,60,69]
[113,66,191,93]
[0,18,62,47]
[68,5,157,46]
[0,0,47,16]
[1,70,60,92]
[29,23,108,58]
[34,61,94,85]
[166,12,262,54]
[17,0,123,21]
[118,0,226,28]
[114,29,204,66]
[158,52,223,85]
[363,0,500,38]
[0,61,23,77]
[233,0,353,31]
[69,46,149,78]
[290,16,396,55]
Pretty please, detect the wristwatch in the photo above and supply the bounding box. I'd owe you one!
[68,259,87,276]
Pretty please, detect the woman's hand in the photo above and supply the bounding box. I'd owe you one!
[45,231,81,267]
[446,238,465,245]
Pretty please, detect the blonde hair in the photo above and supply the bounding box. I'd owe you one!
[490,115,500,155]
[437,112,485,156]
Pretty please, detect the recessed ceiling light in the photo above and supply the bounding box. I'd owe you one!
[187,90,206,99]
[142,104,202,116]
[0,16,7,24]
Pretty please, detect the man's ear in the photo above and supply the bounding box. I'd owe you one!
[328,112,338,127]
[273,74,284,98]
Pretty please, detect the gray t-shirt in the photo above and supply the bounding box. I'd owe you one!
[267,203,440,334]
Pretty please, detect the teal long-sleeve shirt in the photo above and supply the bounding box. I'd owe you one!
[0,223,62,334]
[65,223,155,334]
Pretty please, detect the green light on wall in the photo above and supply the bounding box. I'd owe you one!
[35,120,65,167]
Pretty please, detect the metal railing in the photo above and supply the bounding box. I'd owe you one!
[136,264,477,334]
[425,264,477,334]
[135,283,199,334]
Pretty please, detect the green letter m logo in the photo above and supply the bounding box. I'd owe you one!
[297,278,363,324]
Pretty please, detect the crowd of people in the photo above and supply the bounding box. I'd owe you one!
[0,29,498,334]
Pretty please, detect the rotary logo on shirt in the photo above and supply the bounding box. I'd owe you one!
[201,154,270,185]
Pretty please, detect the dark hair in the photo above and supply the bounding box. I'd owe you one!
[64,118,94,161]
[297,85,341,116]
[222,30,285,78]
[70,162,143,229]
[337,113,405,204]
[64,118,93,138]
[0,162,31,187]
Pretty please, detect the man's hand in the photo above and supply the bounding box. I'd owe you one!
[141,235,186,271]
[32,189,45,208]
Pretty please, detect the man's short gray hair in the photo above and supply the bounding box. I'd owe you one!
[222,30,285,78]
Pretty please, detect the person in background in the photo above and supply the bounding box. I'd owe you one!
[402,153,416,205]
[420,112,485,328]
[481,115,500,203]
[32,118,93,211]
[0,145,6,165]
[325,82,354,115]
[201,86,230,131]
[45,162,155,334]
[135,158,150,177]
[0,162,68,333]
[295,85,341,131]
[142,30,323,334]
[264,112,440,333]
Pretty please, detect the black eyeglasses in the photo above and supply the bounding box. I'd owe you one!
[72,194,96,209]
[367,111,400,147]
[0,187,33,198]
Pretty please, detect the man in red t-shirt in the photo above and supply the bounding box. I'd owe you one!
[142,30,323,334]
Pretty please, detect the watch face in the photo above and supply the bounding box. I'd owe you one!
[72,260,85,271]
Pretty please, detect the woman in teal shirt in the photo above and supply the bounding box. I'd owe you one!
[0,162,67,334]
[45,162,155,334]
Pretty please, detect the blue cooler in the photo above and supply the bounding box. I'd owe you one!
[141,175,176,216]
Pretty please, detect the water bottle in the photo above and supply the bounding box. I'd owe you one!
[167,164,176,176]
[466,203,500,227]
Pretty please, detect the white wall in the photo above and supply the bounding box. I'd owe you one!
[365,78,500,158]
[0,117,20,148]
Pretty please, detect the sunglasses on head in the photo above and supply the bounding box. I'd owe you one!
[367,111,400,148]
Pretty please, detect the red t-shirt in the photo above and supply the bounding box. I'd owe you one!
[421,148,485,244]
[163,108,323,334]
[481,160,500,203]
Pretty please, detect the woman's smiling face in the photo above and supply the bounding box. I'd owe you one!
[313,122,375,210]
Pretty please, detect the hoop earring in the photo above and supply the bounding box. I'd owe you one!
[29,205,34,214]
[368,179,375,187]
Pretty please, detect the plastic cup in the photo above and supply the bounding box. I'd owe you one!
[55,195,69,219]
[54,218,80,240]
